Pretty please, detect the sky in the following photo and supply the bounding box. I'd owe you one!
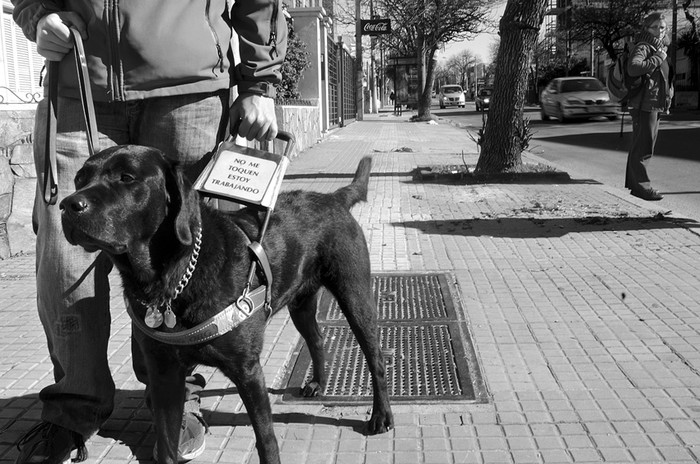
[440,3,507,64]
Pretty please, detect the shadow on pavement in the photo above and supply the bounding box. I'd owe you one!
[535,130,630,152]
[397,216,699,239]
[204,410,367,434]
[535,127,700,162]
[407,175,600,185]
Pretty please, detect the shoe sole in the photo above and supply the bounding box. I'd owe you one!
[179,438,206,462]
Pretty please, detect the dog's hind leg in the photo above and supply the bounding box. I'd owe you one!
[219,358,280,464]
[326,276,394,435]
[289,291,327,397]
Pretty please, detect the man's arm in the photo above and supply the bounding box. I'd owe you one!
[229,0,288,141]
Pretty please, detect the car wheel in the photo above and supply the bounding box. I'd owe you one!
[607,115,619,121]
[541,108,550,121]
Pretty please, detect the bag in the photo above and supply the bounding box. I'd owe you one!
[606,42,645,106]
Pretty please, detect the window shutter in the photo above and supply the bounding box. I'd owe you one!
[2,11,44,103]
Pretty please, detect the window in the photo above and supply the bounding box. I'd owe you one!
[1,3,44,105]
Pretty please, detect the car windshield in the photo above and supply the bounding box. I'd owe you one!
[479,89,492,96]
[442,86,462,93]
[560,79,605,93]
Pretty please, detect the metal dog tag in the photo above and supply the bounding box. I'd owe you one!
[145,307,163,328]
[163,307,177,328]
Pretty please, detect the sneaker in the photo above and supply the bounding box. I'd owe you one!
[152,412,207,463]
[14,422,86,464]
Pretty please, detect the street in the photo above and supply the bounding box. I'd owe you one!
[435,103,700,220]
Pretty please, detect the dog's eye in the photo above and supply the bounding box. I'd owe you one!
[120,173,136,183]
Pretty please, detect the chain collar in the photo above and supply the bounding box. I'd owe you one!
[142,226,202,329]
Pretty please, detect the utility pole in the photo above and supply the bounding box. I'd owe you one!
[355,0,364,120]
[671,0,678,76]
[370,0,377,113]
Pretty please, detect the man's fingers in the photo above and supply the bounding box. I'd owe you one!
[254,122,272,142]
[229,94,278,142]
[35,12,88,60]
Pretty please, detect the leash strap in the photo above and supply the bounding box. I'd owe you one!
[42,28,97,205]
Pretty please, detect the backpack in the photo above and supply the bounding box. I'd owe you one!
[606,42,646,106]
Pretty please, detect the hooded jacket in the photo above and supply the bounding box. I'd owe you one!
[627,30,673,112]
[11,0,287,102]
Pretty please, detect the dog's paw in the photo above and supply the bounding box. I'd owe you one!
[366,411,394,435]
[300,381,323,397]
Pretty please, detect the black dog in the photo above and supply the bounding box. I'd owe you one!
[59,145,393,464]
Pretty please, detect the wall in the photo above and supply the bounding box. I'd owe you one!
[274,104,322,157]
[287,7,330,132]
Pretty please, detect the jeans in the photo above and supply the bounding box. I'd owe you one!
[625,108,660,191]
[32,90,229,437]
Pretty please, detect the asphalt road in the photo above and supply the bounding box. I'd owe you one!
[435,103,700,221]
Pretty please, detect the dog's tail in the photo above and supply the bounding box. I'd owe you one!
[335,156,371,210]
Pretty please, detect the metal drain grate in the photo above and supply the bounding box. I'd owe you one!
[281,273,483,403]
[325,274,452,321]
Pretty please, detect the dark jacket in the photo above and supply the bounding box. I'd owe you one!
[627,40,673,112]
[12,0,287,102]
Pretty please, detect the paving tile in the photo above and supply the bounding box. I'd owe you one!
[3,114,700,463]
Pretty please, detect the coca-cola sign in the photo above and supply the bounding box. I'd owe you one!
[361,19,391,36]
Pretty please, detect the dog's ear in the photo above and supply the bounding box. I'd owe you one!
[164,161,199,246]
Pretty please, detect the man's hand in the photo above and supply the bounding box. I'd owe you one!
[229,94,278,142]
[36,12,87,61]
[656,46,667,62]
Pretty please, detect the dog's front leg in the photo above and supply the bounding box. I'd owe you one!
[145,347,188,464]
[222,359,280,464]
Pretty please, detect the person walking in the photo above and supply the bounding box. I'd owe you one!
[10,1,287,463]
[625,12,673,201]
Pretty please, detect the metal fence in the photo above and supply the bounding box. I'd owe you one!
[327,37,356,128]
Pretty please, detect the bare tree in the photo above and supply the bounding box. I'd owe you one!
[678,0,700,108]
[568,0,667,60]
[446,50,475,90]
[475,0,549,173]
[377,0,495,119]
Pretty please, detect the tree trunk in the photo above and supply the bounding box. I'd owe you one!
[475,0,549,173]
[417,48,437,120]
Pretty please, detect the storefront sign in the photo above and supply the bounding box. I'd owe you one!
[361,19,391,35]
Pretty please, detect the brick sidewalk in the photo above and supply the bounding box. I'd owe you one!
[1,112,700,463]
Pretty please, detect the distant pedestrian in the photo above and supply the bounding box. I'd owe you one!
[390,91,402,116]
[624,12,673,201]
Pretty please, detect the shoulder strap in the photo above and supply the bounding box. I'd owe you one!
[42,28,98,205]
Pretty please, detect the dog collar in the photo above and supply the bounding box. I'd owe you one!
[128,228,274,345]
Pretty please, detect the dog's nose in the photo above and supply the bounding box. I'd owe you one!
[59,195,89,213]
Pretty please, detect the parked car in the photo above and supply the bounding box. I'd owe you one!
[475,87,492,111]
[540,77,619,122]
[438,85,466,109]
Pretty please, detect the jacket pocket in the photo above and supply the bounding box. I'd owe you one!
[205,0,225,76]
